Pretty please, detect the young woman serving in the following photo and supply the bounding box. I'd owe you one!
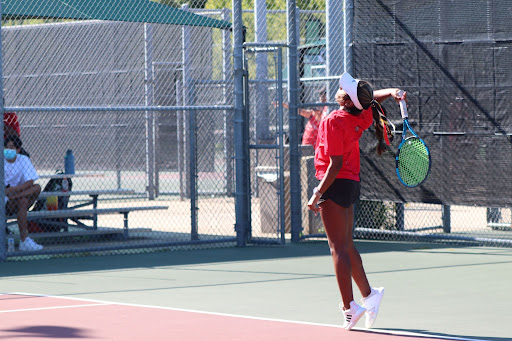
[307,73,405,330]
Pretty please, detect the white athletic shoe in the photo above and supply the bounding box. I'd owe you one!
[19,237,43,251]
[341,301,366,330]
[361,287,384,328]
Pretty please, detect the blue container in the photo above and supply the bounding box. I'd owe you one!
[64,149,75,175]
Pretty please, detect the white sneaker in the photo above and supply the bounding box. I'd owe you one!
[361,287,384,328]
[19,237,44,251]
[341,301,366,330]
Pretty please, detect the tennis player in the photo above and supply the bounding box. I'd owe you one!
[307,73,405,330]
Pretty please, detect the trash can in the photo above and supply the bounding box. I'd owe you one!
[255,166,290,233]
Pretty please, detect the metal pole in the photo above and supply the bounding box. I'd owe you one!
[255,0,271,141]
[287,1,302,243]
[277,48,286,245]
[243,53,252,240]
[442,205,451,233]
[182,5,192,200]
[153,62,160,198]
[116,121,122,190]
[344,0,354,74]
[182,4,198,240]
[233,0,248,246]
[176,80,185,200]
[396,203,405,231]
[8,105,233,112]
[0,1,6,261]
[326,0,344,97]
[189,94,198,240]
[144,23,156,200]
[222,8,234,196]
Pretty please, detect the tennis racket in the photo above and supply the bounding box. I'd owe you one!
[395,91,431,187]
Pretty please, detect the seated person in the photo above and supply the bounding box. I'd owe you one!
[4,100,29,157]
[4,135,43,251]
[4,112,20,138]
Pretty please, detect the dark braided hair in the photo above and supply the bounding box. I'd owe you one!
[348,81,388,155]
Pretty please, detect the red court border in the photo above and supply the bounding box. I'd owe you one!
[1,293,486,341]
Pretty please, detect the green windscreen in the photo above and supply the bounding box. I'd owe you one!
[397,137,430,187]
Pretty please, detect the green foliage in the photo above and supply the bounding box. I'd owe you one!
[155,0,209,8]
[357,200,396,230]
[202,0,326,82]
[205,0,325,10]
[205,0,233,9]
[2,18,71,27]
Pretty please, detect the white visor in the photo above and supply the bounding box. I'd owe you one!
[339,72,363,110]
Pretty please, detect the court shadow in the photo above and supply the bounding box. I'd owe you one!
[1,240,459,277]
[1,325,90,339]
[366,328,508,341]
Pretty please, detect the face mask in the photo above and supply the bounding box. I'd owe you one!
[4,149,17,160]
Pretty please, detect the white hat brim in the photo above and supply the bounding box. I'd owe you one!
[339,72,363,110]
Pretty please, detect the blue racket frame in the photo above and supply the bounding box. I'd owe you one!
[395,118,432,187]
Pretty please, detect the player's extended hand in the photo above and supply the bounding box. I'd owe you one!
[392,89,407,103]
[307,193,321,215]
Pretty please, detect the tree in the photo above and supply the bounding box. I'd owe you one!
[204,0,325,11]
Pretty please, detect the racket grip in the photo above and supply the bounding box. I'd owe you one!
[397,90,408,119]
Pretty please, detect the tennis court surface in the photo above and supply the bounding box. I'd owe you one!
[2,241,511,340]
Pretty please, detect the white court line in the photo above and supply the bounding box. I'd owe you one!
[0,303,111,313]
[7,292,488,341]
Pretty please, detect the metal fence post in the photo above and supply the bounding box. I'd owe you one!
[189,91,198,240]
[255,0,270,141]
[144,23,156,200]
[277,47,286,245]
[182,4,198,240]
[442,205,451,233]
[233,0,248,246]
[182,5,192,200]
[326,0,344,97]
[344,0,354,74]
[176,80,185,200]
[287,2,302,243]
[222,8,234,196]
[396,203,405,231]
[0,1,5,262]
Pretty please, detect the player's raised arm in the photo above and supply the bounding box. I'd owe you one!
[374,88,406,104]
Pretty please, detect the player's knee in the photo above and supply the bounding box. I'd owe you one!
[330,244,350,259]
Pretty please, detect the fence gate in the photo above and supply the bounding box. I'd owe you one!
[243,44,287,245]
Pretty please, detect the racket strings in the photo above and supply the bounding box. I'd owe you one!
[397,138,430,187]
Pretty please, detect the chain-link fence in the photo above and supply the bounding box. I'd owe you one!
[297,0,512,246]
[1,1,237,261]
[237,0,512,247]
[2,0,512,261]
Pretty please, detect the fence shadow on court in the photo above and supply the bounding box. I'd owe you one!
[366,328,512,341]
[2,240,456,278]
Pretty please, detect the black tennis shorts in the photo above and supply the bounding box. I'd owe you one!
[318,178,361,208]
